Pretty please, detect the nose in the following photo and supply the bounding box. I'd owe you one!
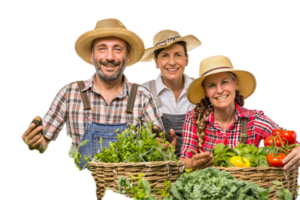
[216,84,224,94]
[168,55,176,67]
[105,48,114,61]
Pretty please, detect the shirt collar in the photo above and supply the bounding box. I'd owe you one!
[81,74,130,98]
[155,73,193,95]
[205,101,250,124]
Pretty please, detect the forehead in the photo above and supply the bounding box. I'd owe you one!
[159,43,185,54]
[203,72,233,85]
[93,36,127,47]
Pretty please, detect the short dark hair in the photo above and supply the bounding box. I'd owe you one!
[90,39,131,54]
[154,41,187,58]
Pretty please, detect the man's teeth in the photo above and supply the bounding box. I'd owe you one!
[167,68,178,71]
[216,95,228,100]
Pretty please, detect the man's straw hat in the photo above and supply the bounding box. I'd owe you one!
[140,30,201,62]
[75,18,144,66]
[187,55,256,105]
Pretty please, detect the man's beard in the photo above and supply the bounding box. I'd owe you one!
[93,56,127,82]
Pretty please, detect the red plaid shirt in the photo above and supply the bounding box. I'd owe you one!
[42,74,163,150]
[181,102,281,158]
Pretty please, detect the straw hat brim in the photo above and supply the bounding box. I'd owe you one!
[187,68,257,105]
[140,35,201,62]
[75,28,145,66]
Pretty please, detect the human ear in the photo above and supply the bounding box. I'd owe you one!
[126,49,130,63]
[185,54,189,67]
[155,58,159,69]
[235,79,239,90]
[89,49,93,63]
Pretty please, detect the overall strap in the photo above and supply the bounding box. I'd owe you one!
[149,80,162,107]
[240,117,248,144]
[126,83,139,114]
[77,81,91,110]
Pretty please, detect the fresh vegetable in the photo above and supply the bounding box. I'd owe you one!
[69,139,90,170]
[93,121,177,163]
[272,129,283,137]
[280,130,297,144]
[264,135,287,147]
[230,156,250,167]
[266,153,286,167]
[212,143,237,167]
[170,167,275,200]
[117,175,172,200]
[273,180,293,200]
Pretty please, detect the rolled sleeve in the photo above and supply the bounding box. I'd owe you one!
[181,110,199,158]
[42,87,67,141]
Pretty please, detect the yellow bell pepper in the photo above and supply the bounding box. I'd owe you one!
[230,156,250,167]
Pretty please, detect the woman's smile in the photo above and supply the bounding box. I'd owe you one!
[215,94,229,102]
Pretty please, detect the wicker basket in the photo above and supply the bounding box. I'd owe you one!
[214,166,299,200]
[89,160,185,200]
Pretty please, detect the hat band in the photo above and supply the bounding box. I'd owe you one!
[201,67,231,76]
[155,36,181,46]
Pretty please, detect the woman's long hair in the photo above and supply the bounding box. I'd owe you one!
[193,72,245,152]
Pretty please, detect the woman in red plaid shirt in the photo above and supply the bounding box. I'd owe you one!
[180,55,300,172]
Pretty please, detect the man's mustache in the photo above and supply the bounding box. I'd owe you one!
[99,60,121,66]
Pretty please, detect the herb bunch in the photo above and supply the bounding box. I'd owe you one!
[117,175,173,200]
[94,121,177,163]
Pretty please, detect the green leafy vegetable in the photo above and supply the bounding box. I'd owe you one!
[170,167,273,200]
[93,121,177,163]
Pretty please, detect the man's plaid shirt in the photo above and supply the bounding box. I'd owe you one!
[42,74,163,150]
[181,102,281,158]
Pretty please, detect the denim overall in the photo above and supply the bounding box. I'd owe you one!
[148,80,186,157]
[76,81,139,170]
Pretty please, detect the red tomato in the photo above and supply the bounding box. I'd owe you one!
[264,135,287,147]
[280,130,297,144]
[264,135,274,146]
[267,153,286,167]
[272,129,282,137]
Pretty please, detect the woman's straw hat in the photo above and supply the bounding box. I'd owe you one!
[75,18,144,66]
[187,55,257,104]
[140,30,201,62]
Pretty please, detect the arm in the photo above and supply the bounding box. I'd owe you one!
[179,112,197,170]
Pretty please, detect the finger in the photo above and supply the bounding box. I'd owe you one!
[22,123,37,140]
[283,156,299,171]
[197,158,214,169]
[27,126,43,141]
[190,149,198,157]
[32,135,45,150]
[193,152,211,160]
[194,156,213,168]
[27,134,43,149]
[170,129,177,139]
[156,137,162,142]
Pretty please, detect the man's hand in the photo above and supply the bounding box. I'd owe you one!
[190,149,214,170]
[156,129,177,150]
[22,122,49,153]
[282,145,300,172]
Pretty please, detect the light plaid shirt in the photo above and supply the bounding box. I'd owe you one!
[42,74,163,150]
[181,102,282,158]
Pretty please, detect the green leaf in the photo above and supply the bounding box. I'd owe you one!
[273,180,283,187]
[212,143,227,155]
[277,187,284,199]
[99,137,103,144]
[78,140,90,148]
